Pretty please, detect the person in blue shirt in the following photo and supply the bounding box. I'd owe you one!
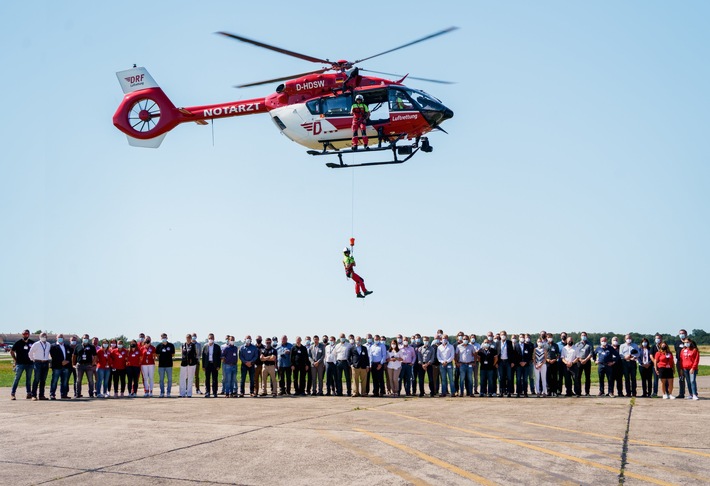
[238,336,259,397]
[593,337,614,396]
[277,336,293,395]
[221,338,238,397]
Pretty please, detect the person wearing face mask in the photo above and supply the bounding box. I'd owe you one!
[290,336,310,396]
[155,333,175,398]
[260,338,278,396]
[348,336,370,397]
[191,334,202,395]
[49,334,72,400]
[303,336,313,395]
[560,338,579,397]
[110,340,128,397]
[386,340,403,397]
[67,336,79,398]
[72,334,97,398]
[309,335,326,396]
[610,337,624,397]
[654,342,675,399]
[452,333,464,397]
[514,333,533,398]
[253,336,265,395]
[638,338,654,397]
[239,335,259,397]
[139,336,156,398]
[368,335,387,397]
[200,333,221,398]
[437,335,456,397]
[397,339,416,396]
[179,335,198,398]
[221,338,238,398]
[324,336,338,396]
[363,333,374,396]
[593,338,614,396]
[477,339,498,397]
[28,332,51,400]
[416,336,435,397]
[469,335,481,396]
[650,333,663,397]
[125,340,142,397]
[533,339,548,397]
[219,335,231,395]
[10,329,35,400]
[456,336,476,398]
[673,329,688,399]
[555,333,568,396]
[333,333,353,396]
[495,331,514,398]
[545,335,560,397]
[680,339,700,400]
[277,335,293,396]
[575,332,593,396]
[95,339,112,398]
[618,334,639,397]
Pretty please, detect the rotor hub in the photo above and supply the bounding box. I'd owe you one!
[138,109,152,122]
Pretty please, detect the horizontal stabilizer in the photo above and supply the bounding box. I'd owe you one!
[126,133,167,148]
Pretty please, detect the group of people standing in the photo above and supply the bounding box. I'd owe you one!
[9,328,701,401]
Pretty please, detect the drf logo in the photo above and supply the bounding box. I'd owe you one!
[125,74,145,84]
[301,121,322,135]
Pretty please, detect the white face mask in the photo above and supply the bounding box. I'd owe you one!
[349,339,355,344]
[612,340,619,346]
[626,339,632,344]
[229,341,235,346]
[500,335,507,341]
[524,338,530,343]
[423,340,429,346]
[40,337,47,343]
[208,339,214,345]
[402,341,409,347]
[537,342,543,347]
[245,339,251,345]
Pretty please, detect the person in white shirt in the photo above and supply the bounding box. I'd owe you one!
[561,337,579,397]
[386,340,403,397]
[29,332,51,400]
[437,335,455,397]
[334,333,352,396]
[324,337,338,396]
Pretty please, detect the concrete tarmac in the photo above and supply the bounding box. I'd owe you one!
[1,380,709,486]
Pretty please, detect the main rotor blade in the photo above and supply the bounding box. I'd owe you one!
[360,69,455,85]
[353,26,458,64]
[234,68,330,88]
[216,31,330,64]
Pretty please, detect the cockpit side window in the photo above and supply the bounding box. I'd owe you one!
[322,95,352,116]
[306,99,322,115]
[389,90,415,111]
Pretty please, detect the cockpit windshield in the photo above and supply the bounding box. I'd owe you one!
[404,88,445,111]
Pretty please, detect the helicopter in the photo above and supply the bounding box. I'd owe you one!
[112,28,456,168]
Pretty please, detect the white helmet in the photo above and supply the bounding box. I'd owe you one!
[343,247,351,253]
[355,94,364,102]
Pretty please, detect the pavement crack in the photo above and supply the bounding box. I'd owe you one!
[617,396,635,484]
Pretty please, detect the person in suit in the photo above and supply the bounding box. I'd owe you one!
[495,331,515,397]
[201,333,221,398]
[515,334,534,397]
[309,335,326,395]
[349,336,370,397]
[49,334,72,400]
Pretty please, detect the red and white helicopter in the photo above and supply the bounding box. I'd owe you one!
[113,28,456,168]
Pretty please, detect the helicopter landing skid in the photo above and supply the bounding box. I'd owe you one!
[307,145,421,169]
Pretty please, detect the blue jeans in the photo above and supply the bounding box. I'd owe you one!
[440,364,454,395]
[516,363,530,395]
[11,363,33,396]
[480,369,495,395]
[498,360,513,395]
[96,368,111,395]
[684,369,698,396]
[459,363,473,396]
[399,363,413,395]
[32,362,49,398]
[222,365,236,394]
[159,367,174,395]
[51,368,70,398]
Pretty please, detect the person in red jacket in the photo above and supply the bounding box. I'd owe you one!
[680,339,700,400]
[110,341,128,397]
[95,340,112,398]
[343,247,373,299]
[140,337,157,397]
[654,343,675,399]
[350,94,370,150]
[126,341,142,397]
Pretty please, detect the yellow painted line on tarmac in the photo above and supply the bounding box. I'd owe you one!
[353,427,497,486]
[372,410,673,486]
[319,430,430,486]
[523,422,710,459]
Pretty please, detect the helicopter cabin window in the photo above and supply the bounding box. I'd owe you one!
[306,98,322,115]
[321,95,352,116]
[389,90,415,111]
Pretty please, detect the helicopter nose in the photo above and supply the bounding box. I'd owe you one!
[442,107,454,120]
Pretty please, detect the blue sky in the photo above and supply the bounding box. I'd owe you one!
[1,1,708,340]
